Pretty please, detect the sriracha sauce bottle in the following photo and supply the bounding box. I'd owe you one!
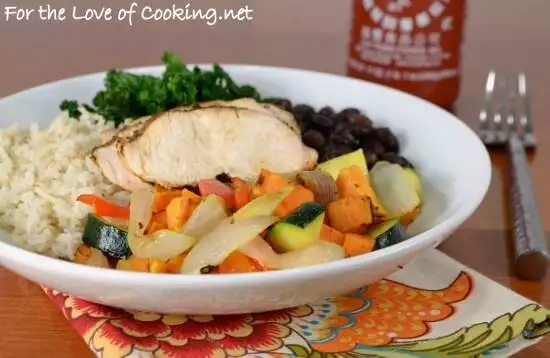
[347,0,467,110]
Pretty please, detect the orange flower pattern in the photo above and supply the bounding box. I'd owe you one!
[307,273,472,352]
[42,272,474,357]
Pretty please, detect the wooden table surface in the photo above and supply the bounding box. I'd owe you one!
[1,0,549,356]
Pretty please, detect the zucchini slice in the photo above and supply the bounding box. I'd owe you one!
[367,219,409,250]
[268,202,326,253]
[317,149,368,180]
[82,214,131,259]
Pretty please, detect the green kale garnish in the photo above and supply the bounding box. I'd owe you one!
[59,100,82,119]
[60,52,263,126]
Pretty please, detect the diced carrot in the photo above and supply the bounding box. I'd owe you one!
[274,185,315,218]
[74,244,92,264]
[77,194,130,219]
[251,184,264,198]
[166,253,187,273]
[116,257,150,272]
[400,207,421,228]
[181,188,202,205]
[152,187,181,213]
[146,211,168,234]
[198,179,235,208]
[336,166,386,217]
[327,196,373,234]
[343,234,376,257]
[320,224,345,245]
[218,251,263,273]
[181,189,202,203]
[166,190,201,231]
[258,169,289,193]
[336,165,371,197]
[166,198,184,231]
[231,177,251,210]
[150,259,169,273]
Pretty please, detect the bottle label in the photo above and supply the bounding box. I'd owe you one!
[348,0,465,83]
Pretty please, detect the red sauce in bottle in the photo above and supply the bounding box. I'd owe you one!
[347,0,466,109]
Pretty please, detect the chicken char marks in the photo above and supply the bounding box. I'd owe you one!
[89,98,318,191]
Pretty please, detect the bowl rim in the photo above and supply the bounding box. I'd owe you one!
[0,64,492,287]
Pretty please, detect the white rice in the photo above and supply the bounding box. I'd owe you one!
[0,111,128,259]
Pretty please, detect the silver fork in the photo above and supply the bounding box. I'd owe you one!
[478,71,549,281]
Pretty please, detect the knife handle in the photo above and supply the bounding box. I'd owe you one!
[508,134,549,280]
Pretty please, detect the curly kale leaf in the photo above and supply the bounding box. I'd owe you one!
[61,51,263,126]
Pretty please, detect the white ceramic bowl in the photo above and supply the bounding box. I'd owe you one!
[0,65,491,314]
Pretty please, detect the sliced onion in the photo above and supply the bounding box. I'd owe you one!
[370,161,421,219]
[127,188,197,261]
[135,230,197,261]
[233,186,293,220]
[181,215,279,274]
[239,236,281,269]
[128,188,155,238]
[297,170,338,205]
[277,241,345,269]
[181,194,228,238]
[85,248,110,268]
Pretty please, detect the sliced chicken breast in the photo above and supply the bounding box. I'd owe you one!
[199,98,300,135]
[100,116,151,144]
[90,138,151,191]
[90,116,155,191]
[118,106,316,188]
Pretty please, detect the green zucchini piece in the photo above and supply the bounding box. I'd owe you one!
[82,214,131,259]
[268,202,326,253]
[317,149,368,180]
[367,219,409,250]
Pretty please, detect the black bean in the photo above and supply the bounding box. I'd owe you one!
[319,106,335,117]
[333,121,353,134]
[339,107,361,118]
[380,152,402,164]
[292,105,315,130]
[302,129,326,149]
[330,123,359,146]
[330,131,359,146]
[295,117,309,132]
[375,127,400,153]
[323,141,354,160]
[379,153,415,169]
[292,104,315,118]
[399,156,415,169]
[350,123,372,137]
[363,150,378,168]
[215,173,232,184]
[310,114,333,130]
[362,140,386,156]
[347,113,372,127]
[265,97,293,112]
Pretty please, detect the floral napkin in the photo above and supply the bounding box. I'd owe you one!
[42,250,550,358]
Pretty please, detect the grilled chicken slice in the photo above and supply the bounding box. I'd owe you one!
[100,116,151,144]
[90,138,151,191]
[91,116,154,191]
[199,98,300,135]
[116,106,316,188]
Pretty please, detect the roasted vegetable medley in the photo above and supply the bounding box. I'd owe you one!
[74,149,422,274]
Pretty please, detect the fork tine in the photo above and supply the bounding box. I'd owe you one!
[479,70,496,142]
[493,73,508,143]
[507,75,518,134]
[518,73,536,147]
